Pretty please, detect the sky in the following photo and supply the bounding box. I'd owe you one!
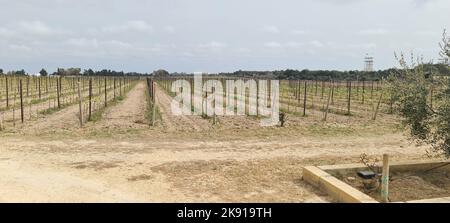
[0,0,449,74]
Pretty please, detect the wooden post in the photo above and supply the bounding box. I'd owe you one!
[303,81,307,116]
[56,77,60,108]
[287,81,291,112]
[213,82,217,124]
[315,80,318,96]
[78,81,83,128]
[152,82,156,126]
[13,86,17,127]
[20,80,24,123]
[362,80,365,104]
[256,80,259,116]
[356,80,359,97]
[347,80,351,115]
[5,76,9,108]
[28,89,32,120]
[113,78,116,99]
[104,78,107,107]
[323,84,333,121]
[371,81,374,99]
[297,80,301,100]
[381,154,390,203]
[331,80,335,105]
[89,78,92,121]
[321,80,325,99]
[373,92,383,120]
[120,78,122,96]
[38,77,41,99]
[26,76,29,97]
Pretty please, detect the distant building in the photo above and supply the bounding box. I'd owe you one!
[364,54,374,72]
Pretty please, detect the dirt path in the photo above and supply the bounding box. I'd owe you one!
[10,83,134,136]
[0,160,144,202]
[0,132,428,202]
[18,102,81,135]
[155,84,211,132]
[87,81,148,130]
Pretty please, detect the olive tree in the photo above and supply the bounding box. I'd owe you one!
[388,30,450,157]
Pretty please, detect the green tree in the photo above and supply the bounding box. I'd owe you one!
[39,68,48,76]
[12,69,27,76]
[389,30,450,157]
[153,69,169,77]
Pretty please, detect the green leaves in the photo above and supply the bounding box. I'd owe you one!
[389,30,450,157]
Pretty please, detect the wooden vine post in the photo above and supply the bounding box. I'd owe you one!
[89,78,92,121]
[39,77,41,99]
[347,80,351,115]
[362,80,365,104]
[78,80,83,128]
[323,84,333,121]
[303,81,307,116]
[373,92,383,120]
[20,80,24,123]
[5,76,9,108]
[56,77,61,108]
[381,154,390,203]
[152,80,156,126]
[104,78,107,107]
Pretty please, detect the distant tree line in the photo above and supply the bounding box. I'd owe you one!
[1,65,448,80]
[0,68,151,77]
[221,63,449,81]
[52,68,151,77]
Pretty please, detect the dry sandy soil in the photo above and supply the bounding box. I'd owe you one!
[0,81,430,202]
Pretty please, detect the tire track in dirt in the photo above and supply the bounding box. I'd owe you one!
[155,84,210,132]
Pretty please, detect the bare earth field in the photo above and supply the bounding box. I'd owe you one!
[0,81,429,202]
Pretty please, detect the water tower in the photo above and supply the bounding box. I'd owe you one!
[364,54,374,72]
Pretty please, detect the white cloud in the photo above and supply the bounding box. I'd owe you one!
[291,30,308,35]
[164,26,175,33]
[65,38,99,48]
[264,41,282,48]
[348,43,377,49]
[198,41,228,50]
[263,25,280,34]
[0,27,16,38]
[234,47,252,53]
[309,40,325,48]
[181,52,195,57]
[102,40,133,49]
[414,30,438,36]
[0,21,67,41]
[101,20,153,34]
[286,41,305,48]
[9,44,32,52]
[357,28,389,35]
[17,21,55,36]
[64,38,134,51]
